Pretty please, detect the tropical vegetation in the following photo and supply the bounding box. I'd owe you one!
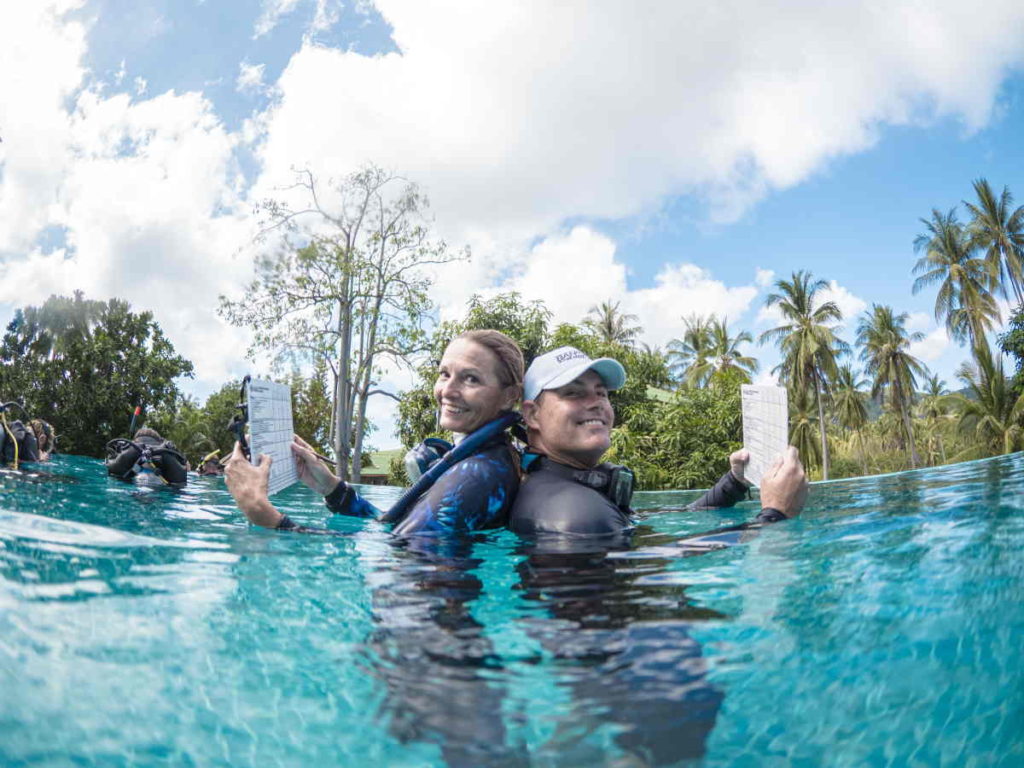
[4,177,1024,489]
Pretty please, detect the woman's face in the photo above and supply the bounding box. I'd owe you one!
[434,339,517,434]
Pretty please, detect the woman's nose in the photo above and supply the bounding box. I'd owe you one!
[440,377,459,399]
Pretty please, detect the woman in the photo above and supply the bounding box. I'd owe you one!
[226,330,524,535]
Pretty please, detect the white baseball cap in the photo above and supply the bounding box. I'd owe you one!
[523,346,627,402]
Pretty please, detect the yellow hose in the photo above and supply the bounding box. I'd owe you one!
[1,412,17,471]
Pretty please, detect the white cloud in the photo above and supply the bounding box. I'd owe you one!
[906,311,934,331]
[0,1,87,253]
[499,226,627,328]
[483,225,758,350]
[909,326,951,363]
[253,0,302,38]
[755,268,776,289]
[0,4,256,395]
[628,264,759,349]
[237,62,266,94]
[251,0,1024,243]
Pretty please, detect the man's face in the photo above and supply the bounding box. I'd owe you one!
[523,370,615,468]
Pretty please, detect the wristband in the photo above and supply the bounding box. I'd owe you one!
[756,507,787,523]
[276,514,298,530]
[324,480,353,513]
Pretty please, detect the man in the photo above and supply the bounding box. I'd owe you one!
[509,346,809,535]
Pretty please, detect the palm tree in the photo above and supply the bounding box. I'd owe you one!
[667,314,714,387]
[583,300,643,347]
[788,387,821,472]
[916,372,951,465]
[707,317,759,385]
[913,208,999,355]
[964,178,1024,306]
[952,345,1024,458]
[833,364,870,474]
[856,304,927,469]
[759,270,848,480]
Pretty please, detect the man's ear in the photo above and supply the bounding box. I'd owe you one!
[521,399,541,429]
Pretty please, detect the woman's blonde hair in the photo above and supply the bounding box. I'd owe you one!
[456,330,525,396]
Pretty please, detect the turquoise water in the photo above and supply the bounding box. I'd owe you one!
[1,454,1022,767]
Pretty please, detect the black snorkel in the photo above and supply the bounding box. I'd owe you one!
[228,375,251,460]
[380,410,521,523]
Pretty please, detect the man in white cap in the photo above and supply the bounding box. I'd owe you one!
[509,346,808,535]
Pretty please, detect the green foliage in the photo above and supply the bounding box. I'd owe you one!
[998,303,1024,393]
[0,292,193,458]
[609,382,742,490]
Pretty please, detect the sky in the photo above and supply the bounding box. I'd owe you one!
[3,0,1024,449]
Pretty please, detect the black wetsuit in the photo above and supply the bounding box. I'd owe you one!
[0,420,40,465]
[278,437,520,536]
[509,456,785,536]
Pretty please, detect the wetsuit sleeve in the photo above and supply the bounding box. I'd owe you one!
[391,447,518,535]
[324,480,382,518]
[686,471,749,511]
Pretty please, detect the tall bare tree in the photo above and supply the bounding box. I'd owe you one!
[220,166,461,480]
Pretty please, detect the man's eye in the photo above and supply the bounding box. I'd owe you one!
[465,374,479,384]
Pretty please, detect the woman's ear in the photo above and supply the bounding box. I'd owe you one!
[502,385,521,412]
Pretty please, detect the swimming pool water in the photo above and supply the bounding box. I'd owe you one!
[1,454,1021,766]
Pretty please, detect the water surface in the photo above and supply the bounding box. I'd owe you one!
[1,454,1021,766]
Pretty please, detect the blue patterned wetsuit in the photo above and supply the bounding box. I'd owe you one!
[277,436,519,536]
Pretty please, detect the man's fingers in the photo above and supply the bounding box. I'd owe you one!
[257,453,272,473]
[785,445,800,462]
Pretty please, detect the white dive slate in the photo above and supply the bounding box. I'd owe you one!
[246,378,299,497]
[740,385,789,487]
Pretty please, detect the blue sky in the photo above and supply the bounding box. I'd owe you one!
[3,1,1024,448]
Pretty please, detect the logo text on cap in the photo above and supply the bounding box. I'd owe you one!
[555,350,587,364]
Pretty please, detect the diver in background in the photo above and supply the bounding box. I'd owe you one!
[0,403,41,466]
[105,427,189,486]
[28,420,55,461]
[197,450,225,476]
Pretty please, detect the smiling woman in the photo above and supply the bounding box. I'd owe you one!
[225,329,526,536]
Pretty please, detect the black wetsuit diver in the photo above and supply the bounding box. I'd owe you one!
[0,420,41,465]
[509,455,786,536]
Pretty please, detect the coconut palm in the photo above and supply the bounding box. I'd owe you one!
[916,372,952,465]
[856,304,927,469]
[964,178,1024,305]
[706,317,759,385]
[952,345,1024,458]
[833,364,870,474]
[788,387,821,472]
[759,270,848,480]
[667,314,714,387]
[583,300,643,347]
[912,208,999,355]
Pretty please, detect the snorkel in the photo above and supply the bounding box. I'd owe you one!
[227,375,251,460]
[380,410,521,523]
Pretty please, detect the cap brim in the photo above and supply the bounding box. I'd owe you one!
[542,357,627,393]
